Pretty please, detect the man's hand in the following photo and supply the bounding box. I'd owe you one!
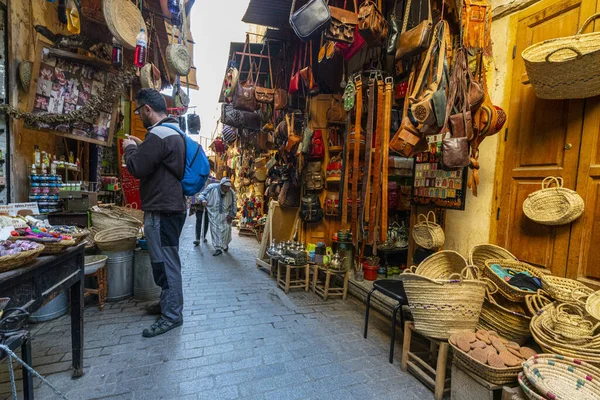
[130,136,143,145]
[226,216,233,224]
[202,201,207,206]
[123,138,138,148]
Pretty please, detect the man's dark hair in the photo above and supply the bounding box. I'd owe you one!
[135,88,168,114]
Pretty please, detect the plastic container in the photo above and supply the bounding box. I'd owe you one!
[364,264,379,281]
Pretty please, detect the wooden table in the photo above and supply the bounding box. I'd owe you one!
[311,265,349,301]
[0,245,85,378]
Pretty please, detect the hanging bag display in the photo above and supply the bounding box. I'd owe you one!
[336,25,366,60]
[358,0,388,47]
[300,41,320,94]
[325,0,359,44]
[385,0,402,55]
[289,45,302,94]
[274,44,288,110]
[255,41,275,104]
[289,0,332,42]
[221,57,239,103]
[462,0,492,51]
[232,35,257,112]
[221,103,261,130]
[395,0,433,60]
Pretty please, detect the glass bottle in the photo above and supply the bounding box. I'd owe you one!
[134,29,147,68]
[111,37,123,68]
[34,145,41,168]
[69,151,74,164]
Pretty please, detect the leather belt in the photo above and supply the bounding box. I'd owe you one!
[381,76,393,243]
[351,76,362,247]
[340,111,352,226]
[361,76,376,242]
[369,76,384,246]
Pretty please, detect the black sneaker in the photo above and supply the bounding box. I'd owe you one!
[213,249,223,256]
[193,240,200,246]
[223,247,229,253]
[142,318,183,338]
[145,301,161,315]
[203,238,208,243]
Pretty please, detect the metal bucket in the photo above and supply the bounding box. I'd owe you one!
[102,250,134,301]
[134,249,161,301]
[29,291,68,323]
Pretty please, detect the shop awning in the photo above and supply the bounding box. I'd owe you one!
[242,0,295,29]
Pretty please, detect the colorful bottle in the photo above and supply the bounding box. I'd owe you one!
[134,29,147,68]
[112,37,123,68]
[69,151,74,164]
[34,145,41,168]
[167,0,180,14]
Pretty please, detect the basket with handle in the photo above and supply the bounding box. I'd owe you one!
[414,250,473,280]
[518,372,546,400]
[412,211,445,249]
[94,227,139,252]
[522,13,600,100]
[468,244,516,271]
[91,207,143,231]
[483,259,544,302]
[541,274,592,303]
[522,177,584,225]
[525,290,553,316]
[585,290,600,321]
[550,303,600,340]
[399,267,487,340]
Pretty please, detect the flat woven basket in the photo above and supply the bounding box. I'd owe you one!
[550,303,599,340]
[522,13,600,100]
[451,343,522,385]
[477,291,532,345]
[412,211,445,250]
[483,259,544,302]
[468,244,516,271]
[103,0,147,50]
[94,227,138,252]
[0,245,44,274]
[414,250,471,280]
[586,291,600,321]
[541,274,592,303]
[166,43,191,76]
[8,236,75,255]
[518,372,547,400]
[522,354,600,400]
[399,270,487,340]
[522,177,584,225]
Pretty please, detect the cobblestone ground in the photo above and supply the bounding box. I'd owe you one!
[1,218,432,400]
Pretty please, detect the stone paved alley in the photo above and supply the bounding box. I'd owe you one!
[1,219,431,400]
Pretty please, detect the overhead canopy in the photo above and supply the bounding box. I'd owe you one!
[242,0,295,29]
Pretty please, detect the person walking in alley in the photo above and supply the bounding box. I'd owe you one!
[123,88,186,338]
[189,176,216,246]
[199,177,237,256]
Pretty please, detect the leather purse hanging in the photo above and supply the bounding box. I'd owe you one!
[289,46,302,94]
[274,44,288,110]
[462,0,492,51]
[289,0,331,42]
[395,0,433,60]
[326,95,347,123]
[221,103,261,131]
[358,0,388,47]
[385,0,401,55]
[255,41,275,104]
[232,35,257,112]
[325,0,359,44]
[300,41,320,95]
[336,25,366,60]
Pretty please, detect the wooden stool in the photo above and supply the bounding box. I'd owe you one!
[401,321,450,400]
[277,262,309,294]
[311,265,349,300]
[84,264,107,311]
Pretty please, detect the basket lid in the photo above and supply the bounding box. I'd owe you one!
[166,44,191,76]
[103,0,147,50]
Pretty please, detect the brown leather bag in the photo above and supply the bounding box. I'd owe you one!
[390,117,428,157]
[300,41,319,94]
[462,0,492,50]
[232,36,257,112]
[325,0,358,44]
[274,89,288,110]
[395,0,433,60]
[255,41,275,104]
[358,0,388,47]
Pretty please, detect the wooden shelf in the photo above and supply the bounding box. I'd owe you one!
[328,146,343,153]
[46,48,112,69]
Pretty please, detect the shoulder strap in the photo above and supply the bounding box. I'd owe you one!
[410,21,447,98]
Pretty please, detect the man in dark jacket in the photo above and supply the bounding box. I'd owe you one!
[123,88,186,338]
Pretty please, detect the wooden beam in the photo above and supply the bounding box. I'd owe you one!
[493,0,541,19]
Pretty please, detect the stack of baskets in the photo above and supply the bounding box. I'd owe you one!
[399,251,486,340]
[94,227,139,252]
[91,206,143,231]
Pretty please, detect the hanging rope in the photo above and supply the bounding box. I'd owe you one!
[0,344,69,400]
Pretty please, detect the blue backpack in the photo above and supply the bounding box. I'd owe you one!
[162,123,210,196]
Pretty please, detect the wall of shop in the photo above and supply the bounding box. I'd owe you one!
[7,0,68,201]
[444,1,526,255]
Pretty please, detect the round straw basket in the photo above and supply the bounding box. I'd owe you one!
[522,354,600,400]
[399,270,486,340]
[415,250,471,280]
[518,373,547,400]
[522,13,600,100]
[478,291,532,345]
[483,259,544,302]
[412,211,445,250]
[550,303,599,340]
[103,0,147,50]
[586,291,600,321]
[166,43,191,76]
[91,208,143,231]
[522,177,584,225]
[0,245,44,273]
[70,230,90,244]
[468,244,516,271]
[118,205,144,224]
[451,343,522,385]
[541,275,592,303]
[94,227,138,252]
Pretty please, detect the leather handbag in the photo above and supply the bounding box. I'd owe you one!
[390,117,428,157]
[255,41,275,104]
[289,0,331,42]
[358,0,388,47]
[303,161,324,191]
[232,36,257,112]
[289,46,302,94]
[336,25,366,60]
[442,133,470,169]
[274,47,288,109]
[221,103,261,130]
[462,0,492,50]
[278,182,301,207]
[395,0,432,60]
[221,58,239,103]
[325,0,359,44]
[386,0,401,55]
[326,96,347,123]
[300,41,320,94]
[300,193,324,222]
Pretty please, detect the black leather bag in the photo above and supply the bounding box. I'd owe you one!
[221,104,261,131]
[300,193,324,222]
[386,0,401,55]
[187,113,200,134]
[289,0,331,42]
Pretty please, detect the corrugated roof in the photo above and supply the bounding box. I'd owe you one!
[242,0,295,29]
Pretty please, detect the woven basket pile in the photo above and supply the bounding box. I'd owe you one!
[399,259,486,340]
[0,245,44,273]
[522,177,584,225]
[91,206,143,231]
[412,211,445,250]
[541,274,592,303]
[521,354,600,400]
[414,250,472,279]
[522,13,600,100]
[483,259,544,302]
[586,291,600,321]
[94,227,139,252]
[468,244,516,271]
[477,290,532,345]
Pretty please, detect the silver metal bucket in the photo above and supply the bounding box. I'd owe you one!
[102,250,134,301]
[29,291,68,323]
[134,249,161,301]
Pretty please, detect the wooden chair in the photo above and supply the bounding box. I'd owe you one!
[276,262,309,294]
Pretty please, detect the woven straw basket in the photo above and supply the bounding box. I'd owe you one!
[586,291,600,321]
[91,207,143,231]
[477,290,532,345]
[522,354,600,400]
[103,0,147,50]
[550,303,599,340]
[525,290,553,316]
[451,344,522,385]
[468,244,516,271]
[522,177,584,225]
[483,259,544,302]
[414,250,471,279]
[522,13,600,100]
[166,44,191,76]
[0,245,44,274]
[412,211,445,249]
[94,227,138,252]
[518,372,546,400]
[399,270,486,340]
[541,274,592,303]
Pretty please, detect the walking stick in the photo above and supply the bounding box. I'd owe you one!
[199,208,207,255]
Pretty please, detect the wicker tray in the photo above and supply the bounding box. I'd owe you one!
[8,236,76,255]
[477,291,532,345]
[0,245,44,273]
[94,227,138,252]
[451,343,521,385]
[70,230,90,244]
[483,259,543,302]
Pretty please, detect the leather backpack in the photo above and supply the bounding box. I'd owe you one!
[309,130,325,159]
[303,162,324,191]
[358,0,388,47]
[300,193,324,222]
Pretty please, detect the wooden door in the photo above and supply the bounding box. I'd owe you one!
[497,0,596,276]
